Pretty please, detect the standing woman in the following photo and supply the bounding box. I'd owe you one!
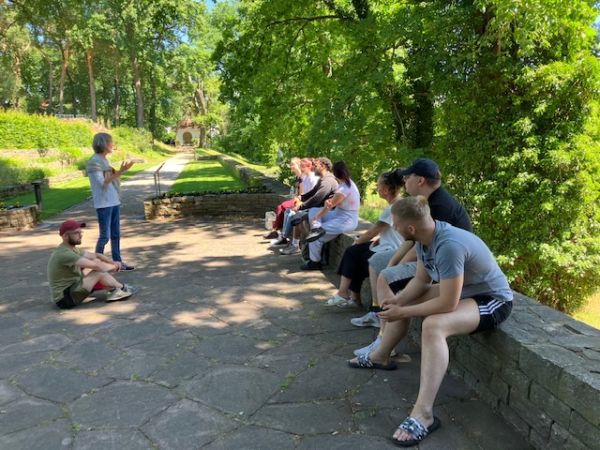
[302,161,360,270]
[87,133,135,271]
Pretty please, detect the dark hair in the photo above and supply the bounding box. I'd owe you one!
[380,168,405,194]
[316,156,332,172]
[92,132,113,154]
[332,161,351,187]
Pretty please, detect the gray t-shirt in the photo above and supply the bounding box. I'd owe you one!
[416,221,513,302]
[87,154,120,209]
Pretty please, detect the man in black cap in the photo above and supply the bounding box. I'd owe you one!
[351,158,473,357]
[47,219,135,309]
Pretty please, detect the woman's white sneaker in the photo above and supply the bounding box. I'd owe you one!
[350,311,381,328]
[325,294,353,307]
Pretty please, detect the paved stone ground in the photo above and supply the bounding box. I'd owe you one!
[0,154,531,449]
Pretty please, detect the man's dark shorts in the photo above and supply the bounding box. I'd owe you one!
[471,295,512,334]
[55,282,90,309]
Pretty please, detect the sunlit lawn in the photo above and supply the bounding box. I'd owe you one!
[198,148,280,178]
[2,163,156,220]
[573,290,600,329]
[169,160,246,193]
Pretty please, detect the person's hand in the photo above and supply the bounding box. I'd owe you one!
[119,160,135,174]
[378,304,405,322]
[324,199,333,209]
[380,295,399,308]
[114,262,121,272]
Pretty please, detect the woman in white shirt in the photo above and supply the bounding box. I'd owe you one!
[325,169,405,309]
[302,161,360,270]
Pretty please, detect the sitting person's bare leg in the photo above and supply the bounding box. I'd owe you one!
[81,271,123,292]
[368,266,380,307]
[392,299,480,443]
[337,275,352,299]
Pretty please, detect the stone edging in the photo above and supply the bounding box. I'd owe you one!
[0,204,40,231]
[325,230,599,450]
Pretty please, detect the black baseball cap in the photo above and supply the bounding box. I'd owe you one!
[398,158,441,180]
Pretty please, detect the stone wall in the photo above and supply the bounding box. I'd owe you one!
[0,205,40,231]
[326,232,599,450]
[216,154,289,195]
[144,193,287,220]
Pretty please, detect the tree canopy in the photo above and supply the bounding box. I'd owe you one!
[214,0,600,311]
[0,0,228,140]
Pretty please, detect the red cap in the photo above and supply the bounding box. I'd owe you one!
[59,219,86,236]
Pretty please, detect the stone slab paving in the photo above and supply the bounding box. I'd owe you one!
[0,153,531,449]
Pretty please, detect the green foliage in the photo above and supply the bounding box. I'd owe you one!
[215,0,600,313]
[0,111,92,149]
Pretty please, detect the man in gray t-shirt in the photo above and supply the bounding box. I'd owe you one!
[348,196,512,446]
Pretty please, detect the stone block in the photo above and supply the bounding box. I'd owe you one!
[569,410,600,449]
[547,421,589,450]
[518,344,575,394]
[510,395,552,440]
[489,373,509,404]
[529,382,572,428]
[557,364,600,426]
[498,401,530,437]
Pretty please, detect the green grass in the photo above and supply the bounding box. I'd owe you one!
[2,162,157,220]
[359,184,388,223]
[197,148,279,178]
[169,160,246,193]
[573,290,600,329]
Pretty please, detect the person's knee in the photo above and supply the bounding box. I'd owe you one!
[421,316,446,340]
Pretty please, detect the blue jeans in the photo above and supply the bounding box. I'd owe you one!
[95,205,121,262]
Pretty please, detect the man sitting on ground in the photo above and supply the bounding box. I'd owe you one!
[349,196,513,446]
[47,219,136,309]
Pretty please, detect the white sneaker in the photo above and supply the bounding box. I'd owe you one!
[106,286,133,302]
[350,311,381,328]
[353,336,382,357]
[325,294,353,307]
[280,244,300,255]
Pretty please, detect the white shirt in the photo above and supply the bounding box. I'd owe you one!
[370,204,404,252]
[302,172,319,195]
[87,154,120,209]
[336,180,360,211]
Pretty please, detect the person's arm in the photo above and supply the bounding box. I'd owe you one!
[311,191,346,222]
[378,274,463,321]
[299,176,335,210]
[83,250,121,271]
[102,161,134,188]
[387,241,415,267]
[354,222,388,245]
[75,254,118,272]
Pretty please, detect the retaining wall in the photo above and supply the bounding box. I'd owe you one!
[144,192,287,220]
[0,205,40,231]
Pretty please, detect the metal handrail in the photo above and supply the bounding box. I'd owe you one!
[153,163,165,197]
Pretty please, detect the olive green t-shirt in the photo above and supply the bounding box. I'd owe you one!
[47,244,84,302]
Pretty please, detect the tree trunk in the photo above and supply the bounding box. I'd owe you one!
[58,43,70,114]
[131,51,144,128]
[149,68,157,137]
[85,49,97,122]
[13,53,21,107]
[194,82,208,147]
[114,71,120,126]
[47,58,53,113]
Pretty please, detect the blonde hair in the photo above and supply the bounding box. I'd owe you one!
[290,157,301,166]
[391,195,430,222]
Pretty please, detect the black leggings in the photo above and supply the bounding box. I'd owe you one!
[337,242,375,293]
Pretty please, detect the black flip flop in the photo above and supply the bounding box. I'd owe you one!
[392,416,441,447]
